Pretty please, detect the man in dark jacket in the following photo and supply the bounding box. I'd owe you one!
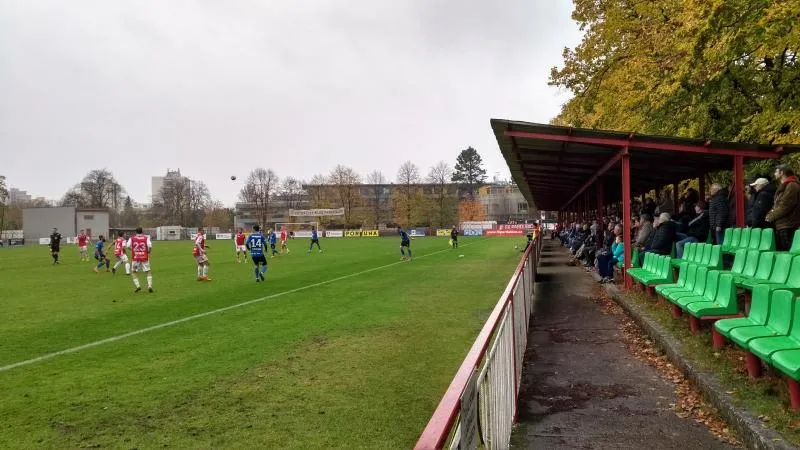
[675,202,710,258]
[766,165,800,251]
[708,183,730,245]
[639,213,676,265]
[748,178,775,228]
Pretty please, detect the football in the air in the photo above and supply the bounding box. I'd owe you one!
[230,175,237,181]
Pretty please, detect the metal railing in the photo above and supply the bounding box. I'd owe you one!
[415,236,541,449]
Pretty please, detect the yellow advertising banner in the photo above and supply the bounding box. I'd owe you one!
[362,230,379,237]
[344,230,362,237]
[436,229,450,237]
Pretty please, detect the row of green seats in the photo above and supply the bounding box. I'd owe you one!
[726,250,800,294]
[628,253,672,286]
[721,227,775,253]
[657,264,738,316]
[670,243,722,269]
[715,287,800,407]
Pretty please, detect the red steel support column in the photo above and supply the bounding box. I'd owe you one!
[621,148,632,288]
[734,156,745,227]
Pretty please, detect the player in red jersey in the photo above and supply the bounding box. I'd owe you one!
[234,228,247,263]
[126,227,153,293]
[111,230,131,275]
[76,229,91,261]
[194,227,211,281]
[280,227,289,255]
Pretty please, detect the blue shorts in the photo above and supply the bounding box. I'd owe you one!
[251,255,267,265]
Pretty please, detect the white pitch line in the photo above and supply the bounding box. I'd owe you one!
[0,243,474,373]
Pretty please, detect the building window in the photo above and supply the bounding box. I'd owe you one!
[517,203,528,213]
[84,215,94,220]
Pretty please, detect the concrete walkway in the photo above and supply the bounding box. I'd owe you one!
[512,240,737,449]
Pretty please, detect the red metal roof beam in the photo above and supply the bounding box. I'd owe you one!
[503,131,783,159]
[561,148,626,210]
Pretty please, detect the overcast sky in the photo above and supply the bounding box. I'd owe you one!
[0,0,581,206]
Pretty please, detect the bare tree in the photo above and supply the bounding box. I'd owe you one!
[365,170,388,229]
[396,161,421,227]
[427,161,456,228]
[280,177,305,210]
[329,165,362,227]
[239,168,279,227]
[306,174,329,208]
[61,169,126,210]
[159,176,191,225]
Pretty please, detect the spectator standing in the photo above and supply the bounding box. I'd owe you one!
[675,202,710,258]
[748,177,774,228]
[766,165,800,251]
[708,183,730,245]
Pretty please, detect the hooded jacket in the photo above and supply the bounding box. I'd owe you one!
[686,211,710,242]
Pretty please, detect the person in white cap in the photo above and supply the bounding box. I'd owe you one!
[748,177,774,228]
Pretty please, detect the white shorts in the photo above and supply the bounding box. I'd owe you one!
[116,254,129,263]
[281,240,287,246]
[195,254,209,264]
[237,245,247,252]
[131,261,151,272]
[79,245,88,252]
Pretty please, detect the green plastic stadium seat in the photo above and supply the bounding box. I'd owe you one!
[757,255,800,295]
[790,230,800,254]
[676,270,720,309]
[729,290,794,348]
[660,264,699,297]
[657,262,689,296]
[635,255,665,283]
[723,228,741,252]
[738,228,752,250]
[706,245,723,269]
[672,243,696,268]
[759,228,775,252]
[748,298,800,360]
[640,256,674,286]
[734,249,763,284]
[741,252,779,290]
[667,266,708,303]
[726,249,748,277]
[686,273,738,316]
[699,244,713,266]
[721,228,734,249]
[631,248,640,268]
[769,348,800,380]
[626,253,653,280]
[747,228,762,251]
[715,284,773,338]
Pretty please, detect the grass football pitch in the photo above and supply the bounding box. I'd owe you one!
[0,236,524,449]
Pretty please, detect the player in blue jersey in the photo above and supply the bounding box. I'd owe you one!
[93,235,110,273]
[245,225,268,282]
[307,226,322,253]
[398,227,412,261]
[268,229,279,257]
